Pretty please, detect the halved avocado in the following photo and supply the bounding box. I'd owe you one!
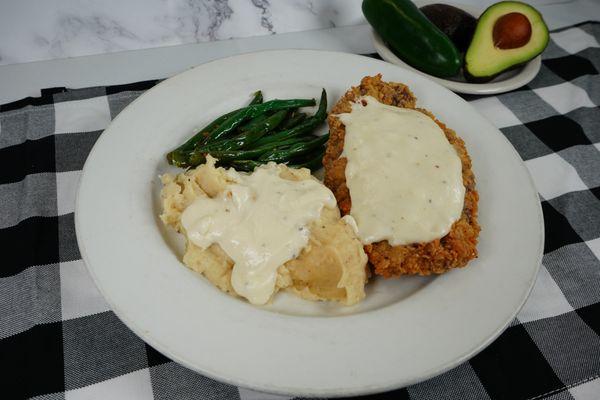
[465,1,549,81]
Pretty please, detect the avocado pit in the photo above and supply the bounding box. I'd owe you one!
[493,12,532,49]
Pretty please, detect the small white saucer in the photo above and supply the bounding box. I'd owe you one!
[371,2,542,95]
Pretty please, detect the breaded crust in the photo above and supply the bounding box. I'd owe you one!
[323,75,480,277]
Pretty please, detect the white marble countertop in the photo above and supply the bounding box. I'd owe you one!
[0,0,365,65]
[0,0,579,66]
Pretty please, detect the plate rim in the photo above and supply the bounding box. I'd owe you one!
[75,48,544,397]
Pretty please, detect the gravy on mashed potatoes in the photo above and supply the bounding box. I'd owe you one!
[160,156,367,305]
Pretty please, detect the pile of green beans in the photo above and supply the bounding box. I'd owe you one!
[166,89,329,172]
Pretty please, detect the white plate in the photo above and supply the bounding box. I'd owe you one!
[371,2,542,95]
[76,49,543,397]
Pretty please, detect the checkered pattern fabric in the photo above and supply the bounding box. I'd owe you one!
[1,21,599,400]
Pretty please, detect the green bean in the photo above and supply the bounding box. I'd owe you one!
[168,89,326,169]
[237,109,290,148]
[287,147,326,171]
[249,90,263,105]
[166,110,235,165]
[258,134,329,163]
[252,89,327,147]
[169,150,193,168]
[209,148,267,162]
[187,151,206,167]
[252,123,309,147]
[252,119,320,147]
[279,111,307,130]
[167,90,263,165]
[252,117,320,147]
[226,145,325,172]
[238,113,270,132]
[200,108,293,152]
[266,135,314,148]
[207,136,314,162]
[313,89,328,121]
[206,98,316,143]
[187,109,289,164]
[196,109,288,161]
[226,159,262,172]
[182,91,262,150]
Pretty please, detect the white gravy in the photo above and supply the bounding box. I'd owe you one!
[181,163,336,305]
[338,96,465,246]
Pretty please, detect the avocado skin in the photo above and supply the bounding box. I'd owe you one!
[420,4,477,53]
[363,0,461,78]
[464,1,549,81]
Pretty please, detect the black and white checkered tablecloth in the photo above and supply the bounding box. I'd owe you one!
[1,20,599,400]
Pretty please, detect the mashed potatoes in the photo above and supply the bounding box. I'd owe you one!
[160,157,367,305]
